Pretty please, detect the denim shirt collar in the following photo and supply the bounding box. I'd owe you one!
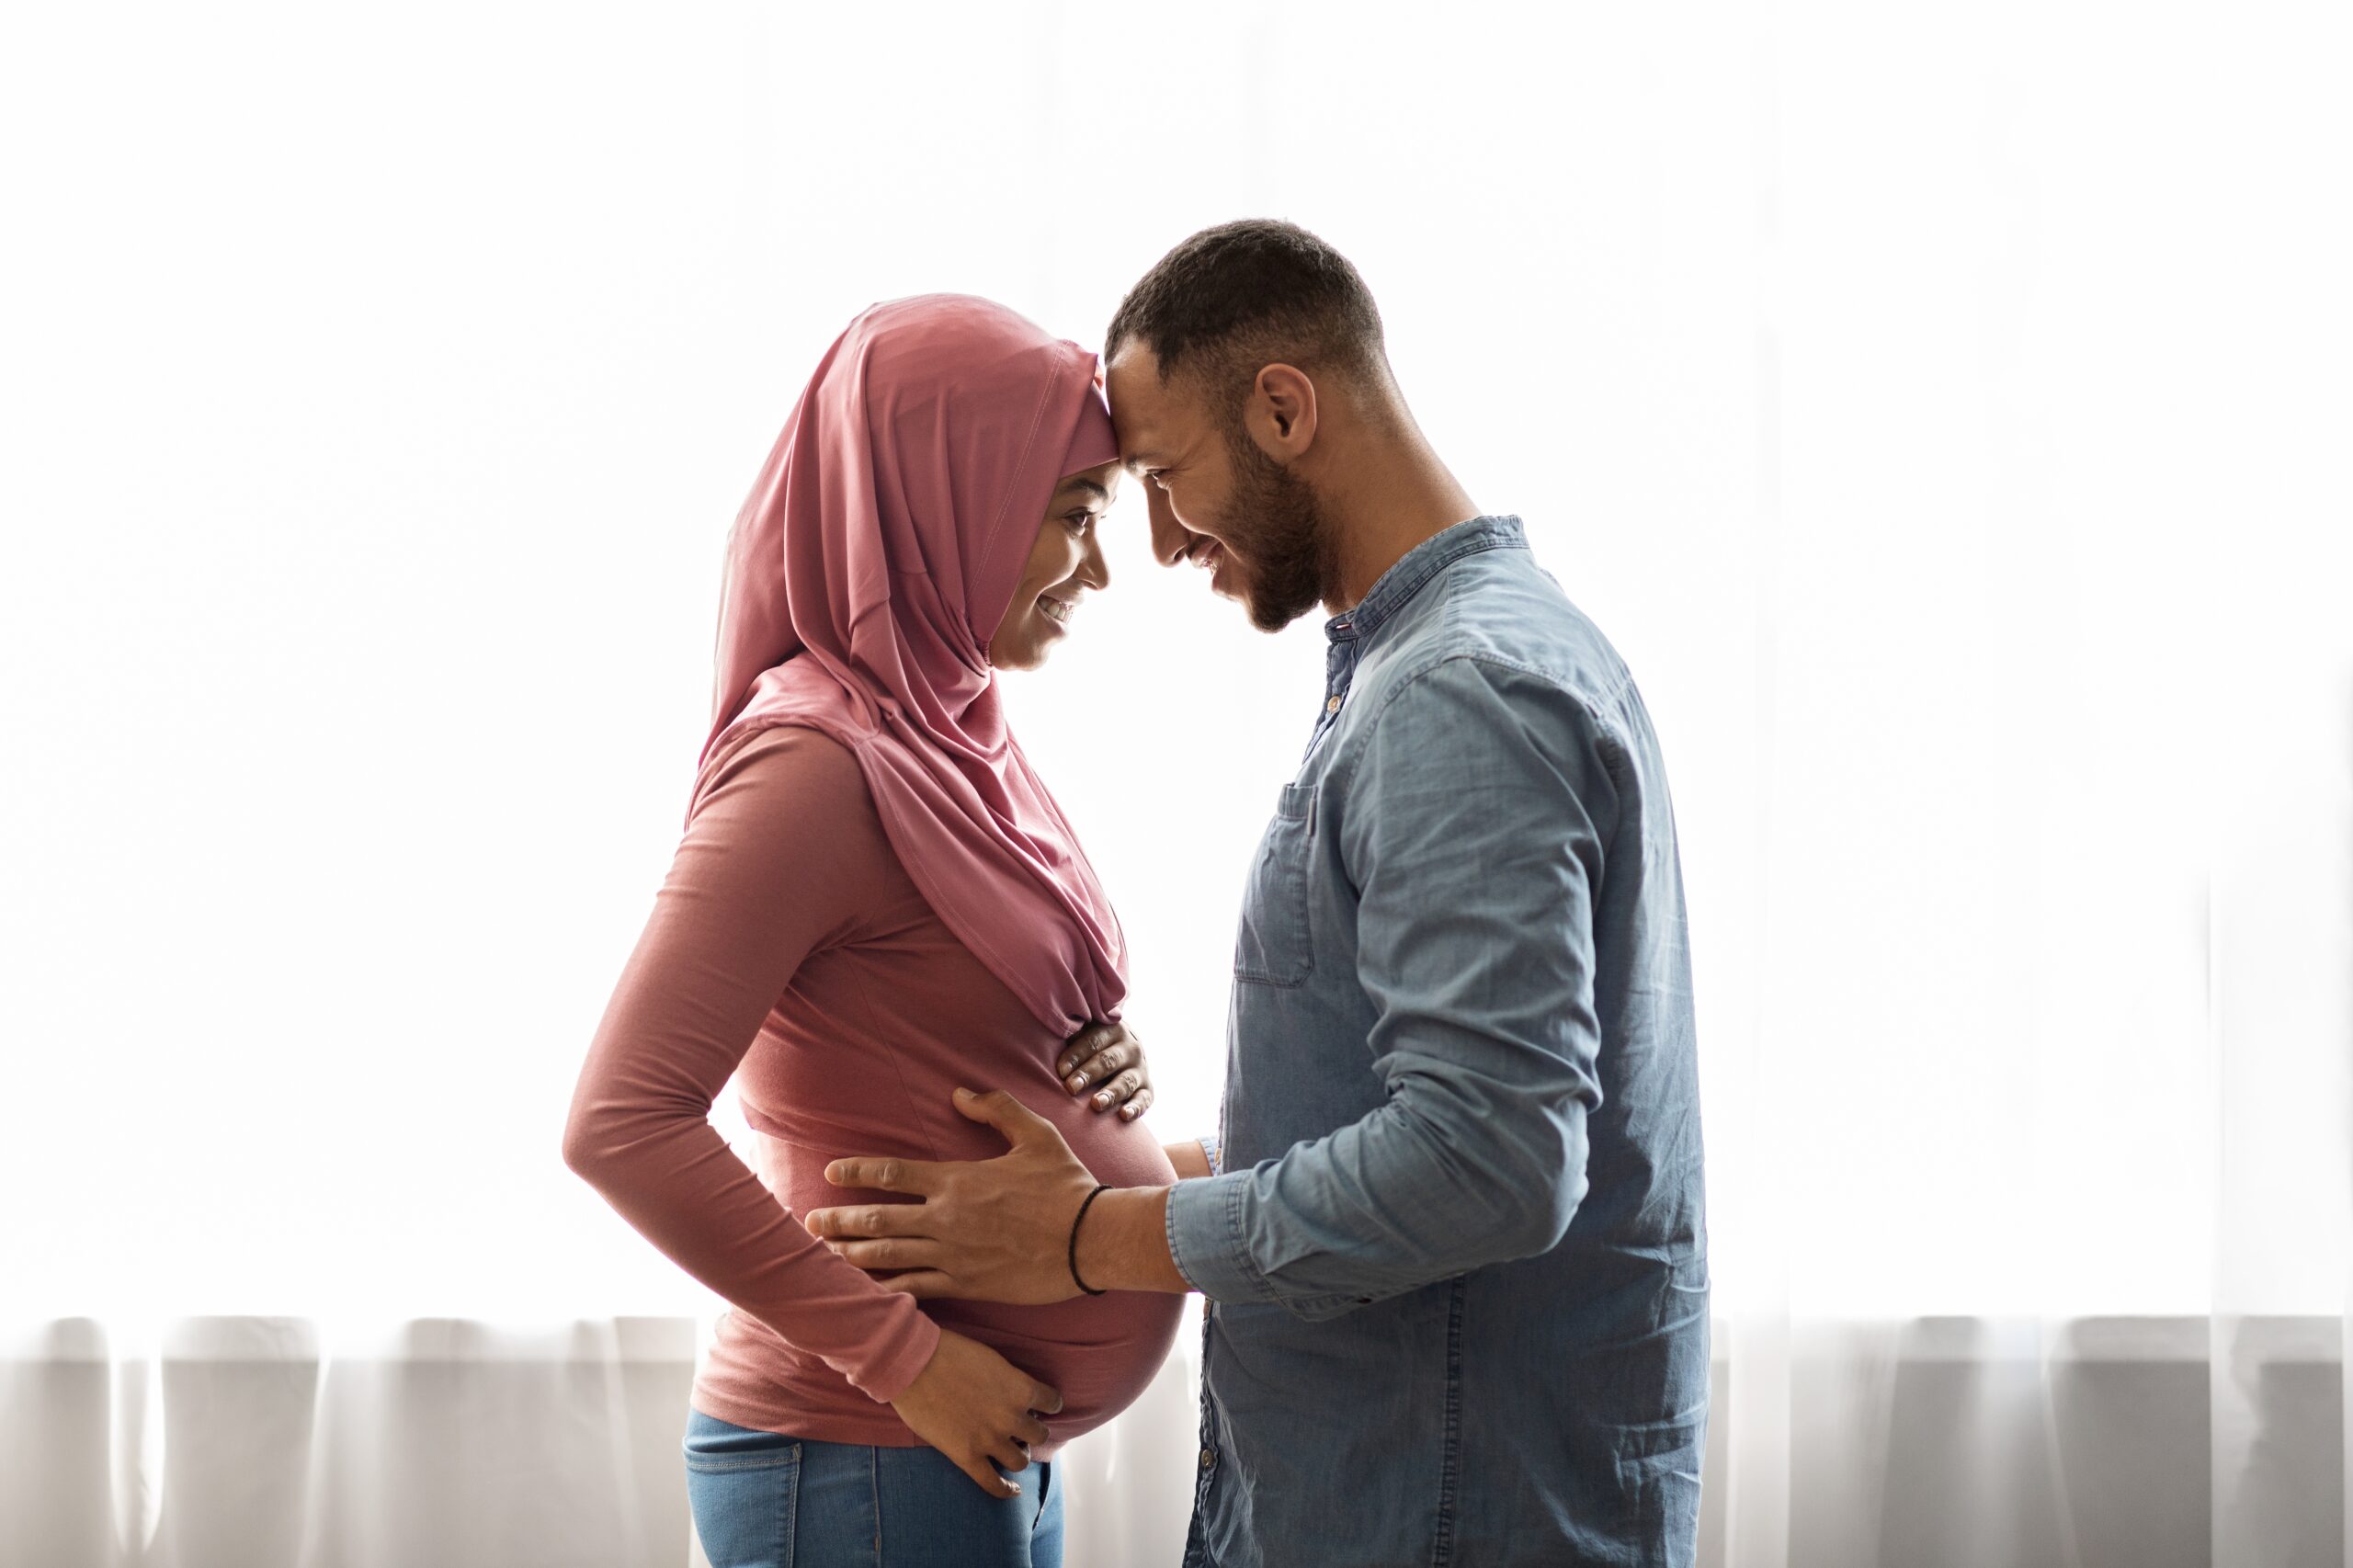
[1326,514,1527,649]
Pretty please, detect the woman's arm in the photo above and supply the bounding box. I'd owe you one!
[561,725,940,1402]
[1164,1138,1214,1181]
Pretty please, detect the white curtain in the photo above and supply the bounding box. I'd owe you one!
[3,2,2346,1564]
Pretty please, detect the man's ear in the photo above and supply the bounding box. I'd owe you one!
[1245,363,1319,461]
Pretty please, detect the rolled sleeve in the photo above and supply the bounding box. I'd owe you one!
[1165,1168,1279,1303]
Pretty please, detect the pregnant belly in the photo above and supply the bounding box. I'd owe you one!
[929,1289,1186,1446]
[755,1090,1188,1446]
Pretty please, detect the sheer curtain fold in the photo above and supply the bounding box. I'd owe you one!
[0,1318,705,1568]
[0,1312,1207,1568]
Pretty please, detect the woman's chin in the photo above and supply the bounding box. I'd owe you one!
[991,631,1060,672]
[988,601,1079,670]
[1028,613,1074,662]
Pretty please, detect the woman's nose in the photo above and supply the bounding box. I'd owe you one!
[1078,530,1111,591]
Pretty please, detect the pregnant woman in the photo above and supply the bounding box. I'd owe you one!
[562,295,1193,1567]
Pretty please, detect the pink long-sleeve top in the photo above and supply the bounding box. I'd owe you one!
[563,722,1184,1459]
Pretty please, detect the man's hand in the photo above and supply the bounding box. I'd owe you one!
[889,1327,1061,1497]
[803,1087,1099,1304]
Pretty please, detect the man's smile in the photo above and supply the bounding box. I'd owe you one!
[1184,535,1233,594]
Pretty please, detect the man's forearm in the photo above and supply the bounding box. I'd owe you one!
[1073,1184,1193,1294]
[1161,1087,1590,1318]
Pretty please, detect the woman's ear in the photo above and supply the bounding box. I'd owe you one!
[1245,363,1319,460]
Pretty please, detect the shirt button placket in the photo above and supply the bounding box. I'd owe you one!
[1308,624,1357,759]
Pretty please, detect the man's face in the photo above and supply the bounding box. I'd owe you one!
[1106,343,1332,633]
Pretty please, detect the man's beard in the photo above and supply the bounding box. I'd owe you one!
[1216,426,1333,633]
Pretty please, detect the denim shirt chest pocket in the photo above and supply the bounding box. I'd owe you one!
[1233,782,1318,986]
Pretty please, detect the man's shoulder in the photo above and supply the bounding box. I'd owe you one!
[1360,550,1637,734]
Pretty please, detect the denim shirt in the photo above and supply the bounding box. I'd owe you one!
[1163,516,1711,1568]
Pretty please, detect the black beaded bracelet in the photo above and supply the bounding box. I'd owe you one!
[1068,1183,1112,1297]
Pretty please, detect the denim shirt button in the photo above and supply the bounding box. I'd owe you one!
[1199,1447,1216,1469]
[1325,694,1342,715]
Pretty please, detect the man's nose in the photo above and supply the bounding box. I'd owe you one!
[1145,487,1190,567]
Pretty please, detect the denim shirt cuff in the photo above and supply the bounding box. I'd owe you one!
[1164,1171,1276,1303]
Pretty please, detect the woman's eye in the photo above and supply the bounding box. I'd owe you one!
[1063,511,1096,537]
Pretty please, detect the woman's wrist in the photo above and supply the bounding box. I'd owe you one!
[861,1303,945,1405]
[1162,1137,1213,1181]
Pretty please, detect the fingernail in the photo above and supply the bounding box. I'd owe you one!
[954,1087,973,1101]
[1094,1092,1110,1107]
[1069,1074,1086,1091]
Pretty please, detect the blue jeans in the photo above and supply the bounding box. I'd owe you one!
[681,1408,1063,1568]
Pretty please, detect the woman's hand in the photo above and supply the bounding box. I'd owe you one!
[888,1327,1063,1498]
[1058,1021,1154,1120]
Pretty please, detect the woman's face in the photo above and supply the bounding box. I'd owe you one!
[986,460,1120,670]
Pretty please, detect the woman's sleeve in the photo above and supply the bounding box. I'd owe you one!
[561,724,941,1403]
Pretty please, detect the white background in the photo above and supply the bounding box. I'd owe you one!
[4,0,2347,1516]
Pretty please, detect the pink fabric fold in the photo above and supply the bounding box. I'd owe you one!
[695,293,1125,1035]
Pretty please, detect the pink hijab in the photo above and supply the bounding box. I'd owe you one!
[693,294,1125,1037]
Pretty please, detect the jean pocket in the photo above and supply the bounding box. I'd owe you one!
[684,1440,801,1474]
[1233,783,1317,987]
[683,1422,801,1568]
[683,1411,802,1470]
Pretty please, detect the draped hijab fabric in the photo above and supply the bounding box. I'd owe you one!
[694,293,1125,1036]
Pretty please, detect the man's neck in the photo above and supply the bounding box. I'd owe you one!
[1322,440,1482,615]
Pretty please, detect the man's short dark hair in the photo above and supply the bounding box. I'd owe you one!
[1106,219,1388,419]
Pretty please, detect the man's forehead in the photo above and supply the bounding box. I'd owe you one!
[1105,349,1176,466]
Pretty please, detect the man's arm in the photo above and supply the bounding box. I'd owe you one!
[1078,1135,1211,1287]
[1159,657,1610,1319]
[1074,1187,1191,1292]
